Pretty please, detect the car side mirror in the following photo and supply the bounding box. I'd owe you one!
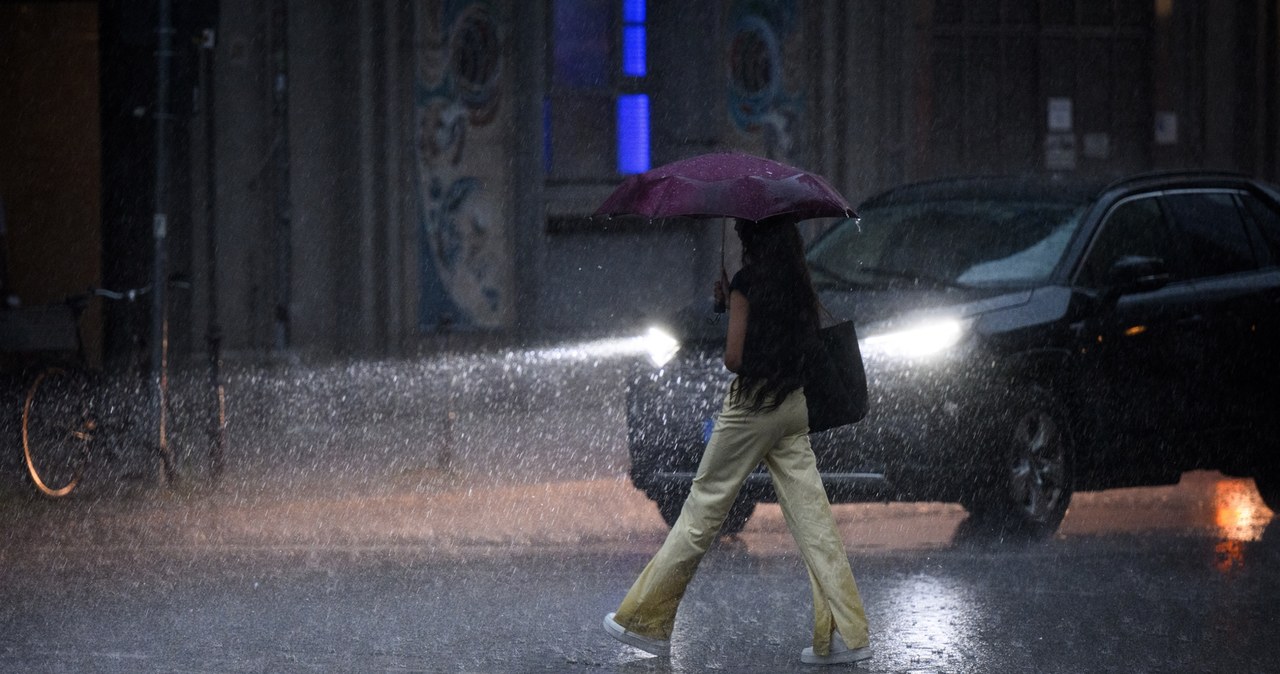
[1106,255,1172,297]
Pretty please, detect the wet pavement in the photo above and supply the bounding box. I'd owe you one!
[1,351,1278,672]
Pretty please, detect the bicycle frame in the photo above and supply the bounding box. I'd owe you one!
[21,280,225,496]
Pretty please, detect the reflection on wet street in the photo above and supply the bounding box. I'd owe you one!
[3,465,1277,673]
[723,470,1275,557]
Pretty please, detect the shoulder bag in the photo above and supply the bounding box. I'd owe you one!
[804,319,868,433]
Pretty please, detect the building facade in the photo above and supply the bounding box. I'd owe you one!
[3,1,1278,360]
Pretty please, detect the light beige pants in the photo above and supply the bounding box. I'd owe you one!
[613,383,869,655]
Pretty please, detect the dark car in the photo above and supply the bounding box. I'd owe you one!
[625,170,1280,537]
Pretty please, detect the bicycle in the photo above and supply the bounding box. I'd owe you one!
[20,282,226,497]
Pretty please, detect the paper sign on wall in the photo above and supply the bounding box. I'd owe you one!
[1045,133,1076,171]
[1155,111,1178,145]
[1047,97,1073,132]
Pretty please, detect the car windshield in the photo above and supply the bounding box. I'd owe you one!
[807,198,1087,290]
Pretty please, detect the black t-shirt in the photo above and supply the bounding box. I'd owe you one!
[729,267,752,297]
[729,266,812,384]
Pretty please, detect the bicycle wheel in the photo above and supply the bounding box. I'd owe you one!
[22,367,95,497]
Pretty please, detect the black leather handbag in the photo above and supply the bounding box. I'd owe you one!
[804,320,869,433]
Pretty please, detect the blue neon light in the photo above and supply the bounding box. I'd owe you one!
[623,26,647,76]
[623,0,645,24]
[617,94,650,174]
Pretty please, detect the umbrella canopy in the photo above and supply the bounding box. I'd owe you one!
[594,151,855,222]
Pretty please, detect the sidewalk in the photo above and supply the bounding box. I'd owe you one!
[0,473,667,563]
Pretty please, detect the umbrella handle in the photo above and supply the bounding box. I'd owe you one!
[721,219,726,274]
[714,219,728,314]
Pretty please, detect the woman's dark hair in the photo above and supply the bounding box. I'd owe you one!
[732,216,822,412]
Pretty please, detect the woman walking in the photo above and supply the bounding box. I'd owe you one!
[603,216,872,665]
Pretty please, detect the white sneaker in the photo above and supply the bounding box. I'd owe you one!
[801,631,872,665]
[603,612,670,657]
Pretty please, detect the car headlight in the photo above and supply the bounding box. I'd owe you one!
[642,326,681,367]
[860,318,967,360]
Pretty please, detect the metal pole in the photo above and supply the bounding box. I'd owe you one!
[153,0,176,484]
[1265,0,1280,180]
[270,0,292,351]
[199,28,226,480]
[358,0,378,353]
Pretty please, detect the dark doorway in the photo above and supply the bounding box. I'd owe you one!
[0,2,104,363]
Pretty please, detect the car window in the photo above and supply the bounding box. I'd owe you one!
[807,199,1085,289]
[1239,192,1280,264]
[1077,196,1174,288]
[1162,191,1257,277]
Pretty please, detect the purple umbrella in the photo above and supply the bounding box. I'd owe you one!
[594,151,855,222]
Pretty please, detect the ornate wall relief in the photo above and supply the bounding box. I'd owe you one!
[727,0,801,160]
[413,0,510,330]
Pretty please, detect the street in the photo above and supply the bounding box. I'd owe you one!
[2,352,1278,673]
[4,3,1279,672]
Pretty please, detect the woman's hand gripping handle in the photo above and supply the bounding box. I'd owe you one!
[713,267,730,314]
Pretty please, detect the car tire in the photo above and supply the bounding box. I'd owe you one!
[655,489,756,536]
[963,384,1073,539]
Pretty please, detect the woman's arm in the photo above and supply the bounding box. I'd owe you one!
[723,289,749,372]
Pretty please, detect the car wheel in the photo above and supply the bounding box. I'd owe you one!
[655,489,756,536]
[965,385,1073,538]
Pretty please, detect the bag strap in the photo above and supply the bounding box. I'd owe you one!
[817,298,838,327]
